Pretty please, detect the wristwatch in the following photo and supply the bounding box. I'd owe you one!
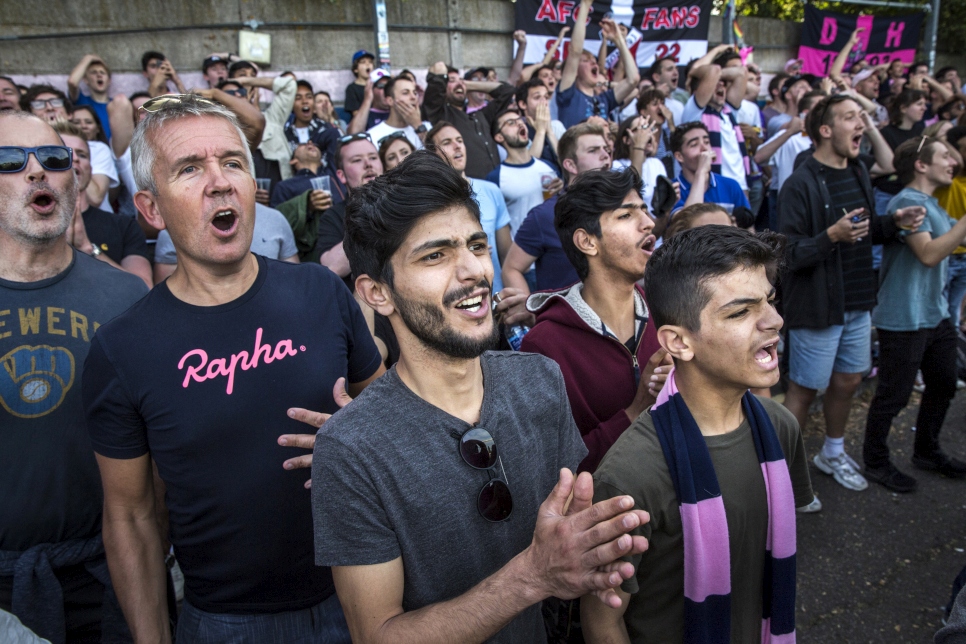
[416,123,428,134]
[89,245,102,258]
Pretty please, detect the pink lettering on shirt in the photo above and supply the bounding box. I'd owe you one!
[177,328,302,394]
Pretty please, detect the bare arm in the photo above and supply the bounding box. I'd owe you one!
[723,66,747,110]
[604,21,640,104]
[333,470,649,644]
[120,255,154,289]
[861,111,894,175]
[754,118,802,165]
[520,27,570,84]
[922,75,954,102]
[348,81,374,135]
[830,28,863,82]
[68,54,99,101]
[153,262,176,284]
[558,0,594,93]
[496,225,512,264]
[282,253,300,264]
[320,241,351,278]
[194,88,265,148]
[501,243,536,294]
[96,453,171,643]
[690,64,721,110]
[87,174,110,207]
[582,589,632,644]
[108,95,134,158]
[683,152,714,207]
[529,102,552,160]
[906,215,966,267]
[508,31,529,86]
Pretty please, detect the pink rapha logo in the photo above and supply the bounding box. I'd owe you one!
[178,327,302,394]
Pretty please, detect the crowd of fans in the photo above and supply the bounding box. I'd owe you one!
[4,0,966,641]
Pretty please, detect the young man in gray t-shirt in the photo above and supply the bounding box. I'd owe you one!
[311,151,651,643]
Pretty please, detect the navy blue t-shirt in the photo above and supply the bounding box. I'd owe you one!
[556,85,619,129]
[83,255,381,613]
[513,195,580,291]
[673,172,750,212]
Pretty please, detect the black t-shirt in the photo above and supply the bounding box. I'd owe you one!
[872,122,925,194]
[83,255,382,613]
[344,82,366,114]
[826,165,877,311]
[0,252,148,551]
[82,206,150,264]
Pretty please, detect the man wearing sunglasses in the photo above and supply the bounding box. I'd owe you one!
[83,95,384,643]
[313,150,649,643]
[0,111,149,643]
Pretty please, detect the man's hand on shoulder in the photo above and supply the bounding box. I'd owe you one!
[280,377,354,487]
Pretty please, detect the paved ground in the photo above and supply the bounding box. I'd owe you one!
[795,381,966,643]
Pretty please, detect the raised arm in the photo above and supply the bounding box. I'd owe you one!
[193,88,266,148]
[508,31,529,86]
[97,453,171,643]
[603,20,640,103]
[107,94,134,158]
[333,470,649,644]
[68,54,99,101]
[520,27,570,84]
[830,28,863,83]
[558,0,594,94]
[754,118,803,165]
[723,66,747,110]
[690,64,721,110]
[860,110,894,175]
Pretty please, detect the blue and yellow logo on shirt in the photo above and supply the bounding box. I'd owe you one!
[0,345,75,418]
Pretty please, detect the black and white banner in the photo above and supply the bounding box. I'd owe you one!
[514,0,713,69]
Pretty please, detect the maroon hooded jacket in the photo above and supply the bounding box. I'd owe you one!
[520,283,661,473]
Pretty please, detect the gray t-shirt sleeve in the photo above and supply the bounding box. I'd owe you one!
[254,204,299,260]
[313,413,402,567]
[548,359,589,472]
[154,230,177,265]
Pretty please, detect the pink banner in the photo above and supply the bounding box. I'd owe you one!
[799,45,917,77]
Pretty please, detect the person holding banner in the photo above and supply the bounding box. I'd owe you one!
[556,0,639,129]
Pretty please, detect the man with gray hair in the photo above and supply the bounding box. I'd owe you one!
[82,94,385,642]
[0,110,147,643]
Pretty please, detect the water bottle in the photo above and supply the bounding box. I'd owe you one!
[492,291,530,350]
[504,324,530,351]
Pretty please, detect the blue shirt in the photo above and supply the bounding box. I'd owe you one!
[873,188,953,331]
[674,172,750,212]
[75,94,111,142]
[468,178,511,292]
[556,85,619,129]
[513,195,580,291]
[269,167,343,208]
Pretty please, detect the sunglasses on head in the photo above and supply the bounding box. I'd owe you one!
[458,427,513,522]
[0,146,73,173]
[139,93,217,113]
[383,130,409,144]
[338,132,372,145]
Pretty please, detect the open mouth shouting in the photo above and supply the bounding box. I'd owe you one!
[210,208,239,236]
[640,234,657,257]
[754,339,780,371]
[28,189,57,215]
[850,131,863,152]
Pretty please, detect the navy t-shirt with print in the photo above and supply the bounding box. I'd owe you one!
[83,255,382,614]
[556,85,619,129]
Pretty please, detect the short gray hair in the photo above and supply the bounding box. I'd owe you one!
[131,94,255,195]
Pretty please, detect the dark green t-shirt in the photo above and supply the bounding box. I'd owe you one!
[592,396,813,644]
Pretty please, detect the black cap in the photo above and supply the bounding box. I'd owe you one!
[228,60,258,77]
[202,55,229,73]
[464,67,492,80]
[780,74,817,98]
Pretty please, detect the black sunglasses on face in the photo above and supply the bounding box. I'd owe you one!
[0,146,73,173]
[459,427,513,522]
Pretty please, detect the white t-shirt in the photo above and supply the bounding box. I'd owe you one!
[116,148,136,206]
[89,140,119,213]
[485,157,556,236]
[612,157,667,209]
[767,131,812,193]
[366,121,428,150]
[735,100,762,128]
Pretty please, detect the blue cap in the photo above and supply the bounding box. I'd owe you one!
[352,50,375,64]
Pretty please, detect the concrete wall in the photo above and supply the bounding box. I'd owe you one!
[1,1,963,102]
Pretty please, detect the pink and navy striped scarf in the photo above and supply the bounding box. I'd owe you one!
[651,369,797,643]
